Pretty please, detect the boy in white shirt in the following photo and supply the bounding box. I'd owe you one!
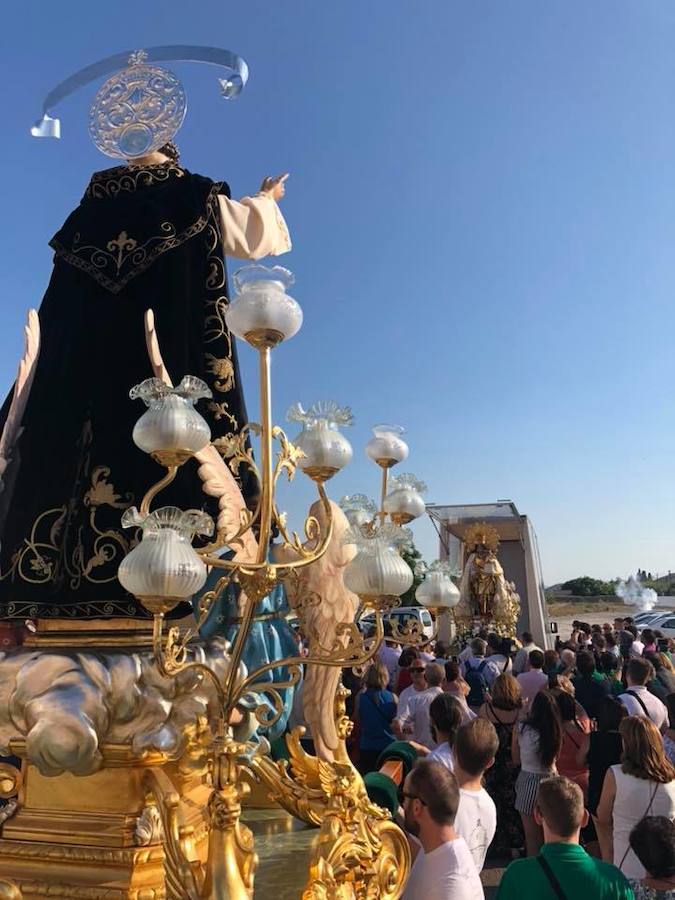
[453,718,498,873]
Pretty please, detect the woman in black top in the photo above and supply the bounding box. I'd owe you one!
[576,695,628,815]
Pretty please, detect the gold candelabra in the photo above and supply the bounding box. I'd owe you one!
[117,267,440,898]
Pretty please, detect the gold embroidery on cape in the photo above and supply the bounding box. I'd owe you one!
[202,191,239,429]
[204,353,235,392]
[67,223,178,278]
[207,401,237,427]
[51,183,222,296]
[85,163,185,200]
[0,426,136,592]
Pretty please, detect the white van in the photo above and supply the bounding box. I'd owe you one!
[360,606,435,642]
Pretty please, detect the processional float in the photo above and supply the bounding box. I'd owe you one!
[0,47,464,899]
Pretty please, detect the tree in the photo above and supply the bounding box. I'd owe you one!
[400,543,424,606]
[560,576,615,597]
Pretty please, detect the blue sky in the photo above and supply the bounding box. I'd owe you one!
[2,2,675,584]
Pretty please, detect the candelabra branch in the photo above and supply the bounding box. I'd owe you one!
[140,465,178,516]
[232,612,384,714]
[378,466,389,522]
[256,347,274,561]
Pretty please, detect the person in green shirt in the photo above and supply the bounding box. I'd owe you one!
[496,775,634,900]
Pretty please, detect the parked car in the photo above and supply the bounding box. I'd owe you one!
[359,607,435,641]
[647,611,675,639]
[633,611,664,627]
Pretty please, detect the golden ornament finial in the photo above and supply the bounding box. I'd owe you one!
[464,521,500,552]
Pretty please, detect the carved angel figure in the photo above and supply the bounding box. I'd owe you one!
[277,500,359,761]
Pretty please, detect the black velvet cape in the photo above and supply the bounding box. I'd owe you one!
[0,162,252,620]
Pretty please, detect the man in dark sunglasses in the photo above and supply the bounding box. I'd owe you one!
[401,759,484,899]
[393,659,428,737]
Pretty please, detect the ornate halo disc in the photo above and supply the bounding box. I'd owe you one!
[88,62,187,159]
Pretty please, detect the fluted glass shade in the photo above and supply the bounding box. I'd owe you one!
[130,376,212,466]
[344,546,413,599]
[118,506,213,613]
[226,265,302,348]
[383,473,427,525]
[365,424,409,468]
[415,561,460,609]
[339,494,378,529]
[288,401,353,482]
[343,523,413,600]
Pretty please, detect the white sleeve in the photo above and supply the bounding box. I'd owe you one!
[218,193,291,259]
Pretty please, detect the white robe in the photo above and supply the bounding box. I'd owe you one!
[218,193,291,259]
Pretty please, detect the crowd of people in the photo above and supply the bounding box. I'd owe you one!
[343,617,675,899]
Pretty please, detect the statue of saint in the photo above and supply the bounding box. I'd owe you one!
[455,522,520,635]
[468,545,505,618]
[0,74,290,622]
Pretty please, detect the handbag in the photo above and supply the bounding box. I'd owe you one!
[617,781,659,870]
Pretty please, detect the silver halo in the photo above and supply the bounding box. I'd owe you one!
[88,57,187,159]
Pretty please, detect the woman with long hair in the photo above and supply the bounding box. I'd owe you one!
[555,690,591,798]
[355,661,397,774]
[596,716,675,878]
[478,673,525,855]
[512,689,562,856]
[442,660,475,723]
[576,696,628,829]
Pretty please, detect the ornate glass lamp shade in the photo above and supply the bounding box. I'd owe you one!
[130,376,212,467]
[118,506,214,614]
[226,266,302,349]
[383,473,427,525]
[287,401,353,482]
[365,424,409,468]
[344,546,413,601]
[415,564,459,609]
[343,524,413,602]
[339,495,378,529]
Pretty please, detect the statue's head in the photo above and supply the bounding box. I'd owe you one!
[126,141,180,168]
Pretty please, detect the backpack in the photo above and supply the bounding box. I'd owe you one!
[465,659,489,707]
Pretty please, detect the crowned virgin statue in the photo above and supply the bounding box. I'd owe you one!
[455,522,520,635]
[0,49,290,621]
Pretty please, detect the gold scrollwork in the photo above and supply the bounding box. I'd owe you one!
[52,184,221,296]
[85,163,185,200]
[204,354,235,393]
[301,685,410,899]
[143,769,202,900]
[0,440,135,597]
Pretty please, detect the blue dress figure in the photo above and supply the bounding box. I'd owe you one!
[195,556,299,744]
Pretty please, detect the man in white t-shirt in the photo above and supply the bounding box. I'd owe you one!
[516,649,548,703]
[394,657,428,728]
[397,663,444,750]
[378,636,401,689]
[453,718,498,872]
[512,631,540,675]
[485,633,513,684]
[401,759,484,900]
[618,657,668,731]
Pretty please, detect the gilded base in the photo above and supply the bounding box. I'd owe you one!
[22,618,154,650]
[0,758,169,899]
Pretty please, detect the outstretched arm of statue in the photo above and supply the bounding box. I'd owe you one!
[218,173,291,259]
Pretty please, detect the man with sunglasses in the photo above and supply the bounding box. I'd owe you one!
[395,663,445,750]
[401,759,484,899]
[393,658,428,733]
